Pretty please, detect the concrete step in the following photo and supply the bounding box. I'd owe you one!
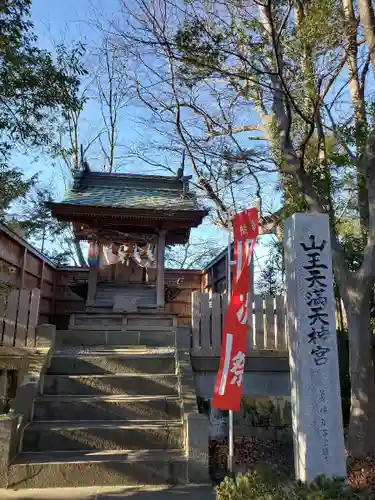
[49,347,176,375]
[87,306,159,313]
[22,420,184,452]
[42,373,179,397]
[73,313,123,330]
[85,304,162,313]
[33,395,182,421]
[8,450,187,488]
[86,306,118,313]
[72,313,175,330]
[55,329,176,347]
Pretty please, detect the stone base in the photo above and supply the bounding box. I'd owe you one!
[186,414,210,483]
[8,451,188,489]
[113,295,138,313]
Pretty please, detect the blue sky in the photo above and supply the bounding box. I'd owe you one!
[18,0,278,273]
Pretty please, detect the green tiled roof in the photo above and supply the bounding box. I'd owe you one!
[60,172,202,212]
[63,185,199,210]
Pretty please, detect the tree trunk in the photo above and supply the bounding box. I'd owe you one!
[345,289,375,457]
[73,237,86,267]
[357,0,375,80]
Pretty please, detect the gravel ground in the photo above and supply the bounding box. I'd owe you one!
[209,436,294,482]
[210,436,375,495]
[348,455,375,496]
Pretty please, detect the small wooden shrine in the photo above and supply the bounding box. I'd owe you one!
[49,168,207,310]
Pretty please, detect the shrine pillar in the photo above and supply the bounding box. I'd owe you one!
[156,229,166,309]
[87,242,102,307]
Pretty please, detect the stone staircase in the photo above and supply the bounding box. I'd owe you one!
[7,311,207,488]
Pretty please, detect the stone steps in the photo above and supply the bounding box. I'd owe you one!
[33,394,182,421]
[8,450,187,488]
[72,312,176,330]
[22,420,184,452]
[42,373,179,397]
[55,329,176,347]
[86,304,163,314]
[49,347,176,375]
[7,314,200,489]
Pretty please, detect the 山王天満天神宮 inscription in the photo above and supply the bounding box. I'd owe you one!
[301,235,331,368]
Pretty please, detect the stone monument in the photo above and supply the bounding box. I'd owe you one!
[284,213,346,483]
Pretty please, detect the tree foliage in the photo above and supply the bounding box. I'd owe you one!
[0,0,86,217]
[256,258,284,297]
[111,0,375,458]
[0,0,83,156]
[17,187,67,251]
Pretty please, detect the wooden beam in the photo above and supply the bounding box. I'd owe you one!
[27,288,40,347]
[19,247,27,289]
[40,261,45,296]
[0,221,56,268]
[0,295,7,344]
[156,230,166,309]
[3,289,19,346]
[51,270,57,322]
[15,289,30,347]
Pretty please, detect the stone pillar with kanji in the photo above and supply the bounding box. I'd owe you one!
[284,213,346,483]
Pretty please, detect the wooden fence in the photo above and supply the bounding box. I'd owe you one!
[191,291,288,356]
[0,223,54,324]
[0,288,40,347]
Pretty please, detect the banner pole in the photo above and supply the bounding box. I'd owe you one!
[227,220,234,477]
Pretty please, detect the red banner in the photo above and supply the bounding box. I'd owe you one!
[212,208,258,411]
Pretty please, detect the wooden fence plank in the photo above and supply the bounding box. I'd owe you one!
[191,291,201,355]
[15,289,30,347]
[275,295,286,349]
[3,289,19,346]
[0,295,6,343]
[265,296,275,349]
[221,292,228,333]
[246,287,254,354]
[211,293,222,356]
[254,295,265,349]
[27,288,40,347]
[19,248,27,289]
[200,293,211,355]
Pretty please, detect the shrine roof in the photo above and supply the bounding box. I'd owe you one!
[54,171,204,213]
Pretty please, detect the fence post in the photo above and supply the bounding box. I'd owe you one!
[3,289,19,346]
[191,291,201,356]
[254,295,265,349]
[211,293,221,356]
[275,295,287,349]
[27,288,40,347]
[265,295,276,349]
[200,293,211,356]
[221,292,228,332]
[0,295,6,344]
[15,289,30,347]
[246,290,254,354]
